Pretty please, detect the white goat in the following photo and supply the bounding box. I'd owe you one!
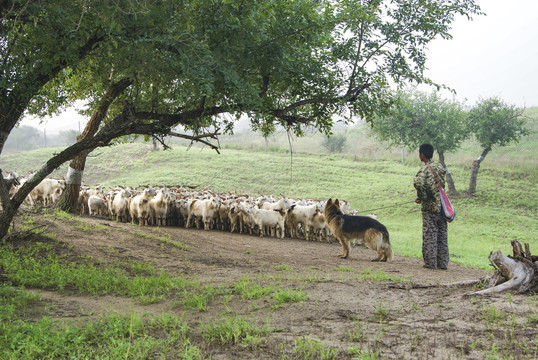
[3,171,20,197]
[227,202,241,233]
[28,178,66,206]
[187,197,220,230]
[236,199,257,235]
[286,202,324,240]
[217,199,231,230]
[175,198,192,228]
[150,189,171,226]
[259,196,292,212]
[88,195,108,217]
[246,206,287,238]
[112,189,131,222]
[309,209,330,242]
[129,188,155,226]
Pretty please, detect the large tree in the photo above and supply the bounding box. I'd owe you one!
[370,89,468,195]
[466,97,529,195]
[0,0,482,239]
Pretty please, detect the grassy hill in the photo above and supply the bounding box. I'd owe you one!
[1,107,536,269]
[2,126,537,270]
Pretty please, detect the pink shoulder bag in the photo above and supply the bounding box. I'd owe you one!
[426,164,455,222]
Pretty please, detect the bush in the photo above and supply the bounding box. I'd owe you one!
[322,133,347,153]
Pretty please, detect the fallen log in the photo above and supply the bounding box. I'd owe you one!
[464,241,537,296]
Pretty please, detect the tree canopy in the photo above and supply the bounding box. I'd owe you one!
[466,96,529,194]
[468,97,529,150]
[370,88,468,194]
[2,0,483,144]
[370,88,468,155]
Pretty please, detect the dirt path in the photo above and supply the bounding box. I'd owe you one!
[14,213,538,359]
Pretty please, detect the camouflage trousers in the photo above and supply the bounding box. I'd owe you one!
[421,211,449,269]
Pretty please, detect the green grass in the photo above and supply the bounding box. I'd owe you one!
[234,276,275,300]
[332,266,409,283]
[347,316,367,342]
[348,345,381,359]
[0,283,43,322]
[200,315,271,346]
[0,237,423,358]
[0,243,193,300]
[176,285,226,312]
[273,288,308,308]
[291,336,340,360]
[0,309,194,359]
[358,268,409,283]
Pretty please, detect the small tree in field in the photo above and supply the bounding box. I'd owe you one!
[322,133,347,153]
[466,97,529,195]
[371,89,468,195]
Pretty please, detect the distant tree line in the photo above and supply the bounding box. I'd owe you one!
[4,126,79,151]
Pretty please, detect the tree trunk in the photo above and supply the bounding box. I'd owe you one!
[438,151,457,196]
[54,152,88,213]
[464,241,537,296]
[0,205,17,241]
[0,178,18,238]
[0,169,15,236]
[55,77,131,213]
[467,147,491,195]
[0,129,10,154]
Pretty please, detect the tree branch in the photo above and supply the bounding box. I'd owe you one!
[152,135,171,150]
[167,130,221,154]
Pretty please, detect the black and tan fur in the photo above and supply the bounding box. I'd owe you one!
[324,199,393,261]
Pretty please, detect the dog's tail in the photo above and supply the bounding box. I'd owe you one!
[383,230,393,262]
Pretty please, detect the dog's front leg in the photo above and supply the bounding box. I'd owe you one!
[338,238,350,259]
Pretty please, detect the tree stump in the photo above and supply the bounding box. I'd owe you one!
[464,240,537,296]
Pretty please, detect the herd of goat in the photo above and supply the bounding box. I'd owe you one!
[3,171,363,242]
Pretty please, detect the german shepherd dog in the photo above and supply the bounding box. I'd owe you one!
[324,199,393,261]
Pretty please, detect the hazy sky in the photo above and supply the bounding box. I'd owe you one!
[424,0,538,108]
[21,0,537,134]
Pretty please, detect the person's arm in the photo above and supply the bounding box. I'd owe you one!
[414,167,428,203]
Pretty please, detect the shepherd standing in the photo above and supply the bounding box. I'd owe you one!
[414,143,449,270]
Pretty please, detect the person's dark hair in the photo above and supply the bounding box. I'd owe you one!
[419,143,434,159]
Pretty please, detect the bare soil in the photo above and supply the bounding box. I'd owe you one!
[8,210,538,359]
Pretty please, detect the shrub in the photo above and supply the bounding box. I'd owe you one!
[322,133,347,153]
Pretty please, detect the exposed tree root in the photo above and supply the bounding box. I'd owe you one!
[464,241,537,297]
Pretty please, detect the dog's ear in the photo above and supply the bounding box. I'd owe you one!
[327,198,332,206]
[334,199,340,207]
